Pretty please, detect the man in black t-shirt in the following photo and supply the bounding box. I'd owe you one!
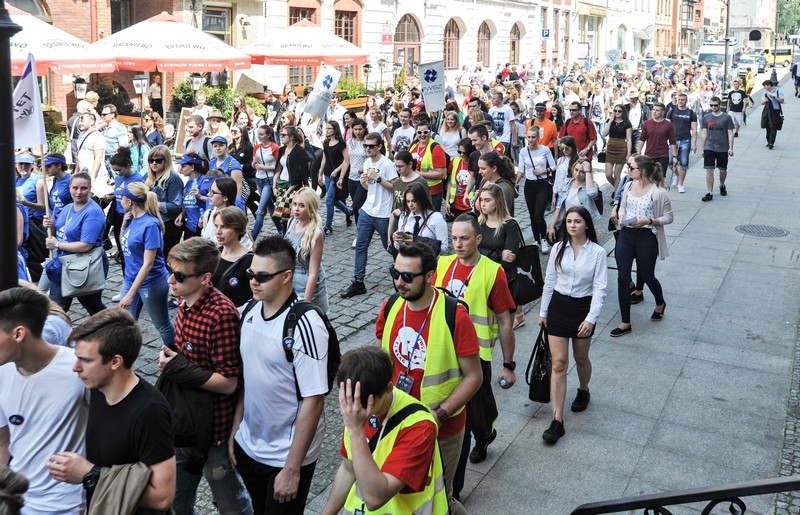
[47,309,175,512]
[726,79,747,137]
[665,92,698,193]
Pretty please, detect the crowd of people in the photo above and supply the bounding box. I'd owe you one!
[2,54,790,514]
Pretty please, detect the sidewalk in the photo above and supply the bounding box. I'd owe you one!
[452,73,800,513]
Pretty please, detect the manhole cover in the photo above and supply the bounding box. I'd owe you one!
[735,224,789,238]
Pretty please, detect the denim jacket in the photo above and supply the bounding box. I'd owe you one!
[554,178,601,229]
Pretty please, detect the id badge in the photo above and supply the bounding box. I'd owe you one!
[396,372,414,394]
[354,507,365,515]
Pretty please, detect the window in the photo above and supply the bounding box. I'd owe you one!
[203,7,232,44]
[395,15,421,76]
[510,24,521,64]
[477,21,491,67]
[8,0,45,16]
[288,6,318,86]
[444,19,460,70]
[289,7,316,24]
[334,11,357,79]
[111,0,133,33]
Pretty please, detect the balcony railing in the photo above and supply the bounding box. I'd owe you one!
[571,475,800,514]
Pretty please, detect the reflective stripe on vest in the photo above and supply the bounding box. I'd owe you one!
[435,254,501,361]
[410,139,443,189]
[342,390,449,515]
[382,292,465,415]
[447,156,474,204]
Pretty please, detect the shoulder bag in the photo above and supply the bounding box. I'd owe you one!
[59,246,106,298]
[525,326,552,403]
[510,223,544,306]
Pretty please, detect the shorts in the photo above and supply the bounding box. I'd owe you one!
[729,111,744,126]
[676,139,691,169]
[703,150,729,170]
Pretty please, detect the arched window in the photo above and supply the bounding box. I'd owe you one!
[8,0,46,16]
[477,21,491,67]
[444,19,460,70]
[509,23,521,65]
[394,15,421,76]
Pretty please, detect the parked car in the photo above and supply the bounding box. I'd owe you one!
[749,54,767,73]
[736,56,758,77]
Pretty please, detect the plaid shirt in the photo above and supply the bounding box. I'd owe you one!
[174,286,242,443]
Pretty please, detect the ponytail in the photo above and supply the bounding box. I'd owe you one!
[126,182,165,232]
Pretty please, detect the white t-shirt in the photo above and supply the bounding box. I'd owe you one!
[368,121,388,136]
[391,125,416,153]
[434,130,462,159]
[235,298,329,468]
[362,155,398,218]
[488,104,516,144]
[0,346,88,514]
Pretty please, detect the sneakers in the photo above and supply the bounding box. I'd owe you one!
[324,226,333,236]
[719,184,727,196]
[678,184,686,194]
[702,193,713,202]
[630,291,644,304]
[571,389,591,412]
[351,237,357,248]
[671,175,679,187]
[469,429,497,463]
[540,240,551,254]
[111,293,122,302]
[542,420,565,444]
[341,281,366,298]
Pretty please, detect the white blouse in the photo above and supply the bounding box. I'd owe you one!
[394,210,449,254]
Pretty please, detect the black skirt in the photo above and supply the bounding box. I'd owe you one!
[546,291,594,338]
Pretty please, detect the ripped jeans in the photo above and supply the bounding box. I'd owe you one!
[173,444,253,515]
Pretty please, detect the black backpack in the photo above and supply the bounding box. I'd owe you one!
[241,298,341,396]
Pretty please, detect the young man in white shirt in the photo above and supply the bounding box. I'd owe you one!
[341,132,399,298]
[488,91,517,155]
[75,112,110,197]
[0,288,88,515]
[390,108,416,156]
[233,235,329,515]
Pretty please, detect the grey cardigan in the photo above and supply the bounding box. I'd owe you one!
[619,182,674,259]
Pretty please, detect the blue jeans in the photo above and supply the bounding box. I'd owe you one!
[324,175,351,229]
[49,252,108,315]
[676,139,691,169]
[120,278,175,348]
[354,209,389,282]
[173,445,253,515]
[251,176,277,240]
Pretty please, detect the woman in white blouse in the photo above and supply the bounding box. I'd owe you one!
[390,182,449,255]
[517,125,557,253]
[538,205,607,444]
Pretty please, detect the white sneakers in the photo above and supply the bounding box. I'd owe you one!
[678,184,686,193]
[671,175,679,187]
[540,240,551,254]
[111,293,122,302]
[351,237,357,248]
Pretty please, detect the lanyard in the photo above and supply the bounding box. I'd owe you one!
[448,255,481,300]
[402,289,437,374]
[368,390,396,454]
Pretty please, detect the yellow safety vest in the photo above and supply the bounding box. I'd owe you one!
[447,156,474,205]
[409,139,443,190]
[342,390,449,515]
[381,292,465,415]
[434,254,500,361]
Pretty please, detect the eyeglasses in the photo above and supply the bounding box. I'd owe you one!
[559,146,571,151]
[417,130,430,135]
[245,268,289,283]
[148,158,165,165]
[363,144,378,149]
[280,133,289,138]
[389,266,425,283]
[208,189,222,196]
[101,112,113,116]
[167,265,205,283]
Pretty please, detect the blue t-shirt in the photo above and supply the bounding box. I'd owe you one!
[182,177,205,233]
[114,172,144,214]
[121,213,168,287]
[49,174,73,221]
[209,155,242,178]
[55,201,106,255]
[17,203,29,260]
[19,173,44,220]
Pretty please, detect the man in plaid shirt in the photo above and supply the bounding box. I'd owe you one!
[160,237,253,515]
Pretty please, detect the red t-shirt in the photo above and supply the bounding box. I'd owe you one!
[559,116,598,159]
[413,142,447,196]
[639,119,676,159]
[432,259,516,316]
[339,416,437,493]
[375,291,479,439]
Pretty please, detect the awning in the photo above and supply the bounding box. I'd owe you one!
[633,29,650,40]
[578,3,608,17]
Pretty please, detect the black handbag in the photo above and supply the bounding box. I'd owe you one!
[596,151,606,163]
[510,223,544,306]
[525,327,552,403]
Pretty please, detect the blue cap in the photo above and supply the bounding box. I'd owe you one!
[15,153,35,164]
[114,183,146,203]
[44,155,67,166]
[176,154,205,166]
[210,136,228,146]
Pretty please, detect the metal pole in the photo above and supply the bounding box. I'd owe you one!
[723,0,730,93]
[0,2,22,291]
[771,0,780,83]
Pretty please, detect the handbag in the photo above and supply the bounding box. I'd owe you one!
[597,151,607,163]
[58,246,106,298]
[525,327,552,404]
[413,235,442,257]
[271,189,293,223]
[510,223,544,306]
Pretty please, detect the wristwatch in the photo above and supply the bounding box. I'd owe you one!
[503,361,517,372]
[82,465,101,490]
[376,176,383,184]
[434,406,449,424]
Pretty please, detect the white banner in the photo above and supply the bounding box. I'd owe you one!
[419,60,446,112]
[13,54,47,149]
[304,65,342,119]
[606,49,621,66]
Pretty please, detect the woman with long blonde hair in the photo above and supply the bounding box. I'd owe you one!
[116,181,174,347]
[285,187,328,311]
[145,145,183,256]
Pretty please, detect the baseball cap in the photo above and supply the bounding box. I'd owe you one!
[210,136,228,145]
[44,155,67,166]
[534,102,547,111]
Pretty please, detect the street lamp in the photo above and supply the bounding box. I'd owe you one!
[191,73,203,91]
[73,77,88,100]
[132,74,148,127]
[393,62,402,82]
[363,63,372,94]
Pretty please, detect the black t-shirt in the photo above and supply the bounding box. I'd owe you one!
[727,89,746,112]
[608,120,632,139]
[212,253,254,308]
[479,218,522,280]
[323,139,346,176]
[666,107,697,140]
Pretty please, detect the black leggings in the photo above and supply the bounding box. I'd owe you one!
[615,228,664,324]
[162,219,183,259]
[524,179,552,242]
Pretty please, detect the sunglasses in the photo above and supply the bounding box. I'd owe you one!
[417,130,430,135]
[710,104,720,108]
[363,144,378,149]
[167,265,204,283]
[569,109,579,112]
[101,112,113,116]
[280,133,289,137]
[148,158,165,165]
[613,109,623,113]
[458,150,470,156]
[246,268,289,283]
[389,266,426,283]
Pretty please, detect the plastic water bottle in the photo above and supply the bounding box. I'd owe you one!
[499,379,509,389]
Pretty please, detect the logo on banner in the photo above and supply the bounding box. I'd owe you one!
[424,69,438,83]
[322,75,334,89]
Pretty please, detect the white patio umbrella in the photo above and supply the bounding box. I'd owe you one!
[88,11,251,72]
[9,5,116,76]
[244,20,369,66]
